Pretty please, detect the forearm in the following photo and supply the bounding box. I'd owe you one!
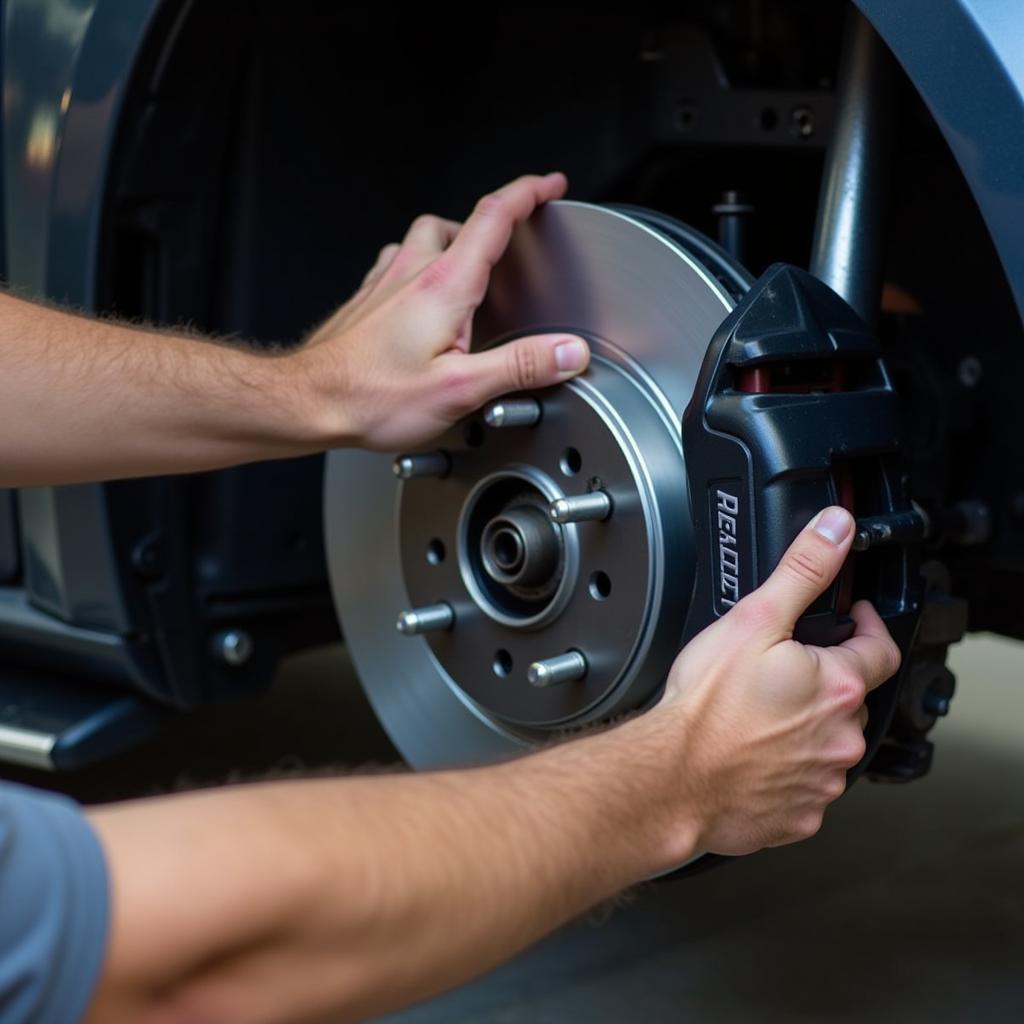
[0,292,324,486]
[86,709,696,1024]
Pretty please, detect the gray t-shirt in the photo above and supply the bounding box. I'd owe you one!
[0,782,109,1023]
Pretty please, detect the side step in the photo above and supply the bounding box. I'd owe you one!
[0,668,162,771]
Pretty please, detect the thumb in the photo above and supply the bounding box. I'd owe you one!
[744,506,855,641]
[461,334,590,407]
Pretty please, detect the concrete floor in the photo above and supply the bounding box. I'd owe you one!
[5,634,1022,1022]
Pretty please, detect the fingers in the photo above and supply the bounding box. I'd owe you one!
[838,600,902,691]
[739,507,855,644]
[376,216,461,293]
[358,243,401,295]
[433,173,568,306]
[331,243,402,329]
[364,242,400,283]
[319,242,402,335]
[438,334,590,414]
[399,215,461,262]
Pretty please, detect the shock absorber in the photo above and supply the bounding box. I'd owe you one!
[809,5,895,325]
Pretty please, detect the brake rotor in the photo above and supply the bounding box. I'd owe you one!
[324,201,750,768]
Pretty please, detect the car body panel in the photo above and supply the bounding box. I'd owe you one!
[856,0,1024,318]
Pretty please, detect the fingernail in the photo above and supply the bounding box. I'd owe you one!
[554,337,588,373]
[810,507,853,545]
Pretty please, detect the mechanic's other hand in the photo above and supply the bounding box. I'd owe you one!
[658,506,901,858]
[300,173,590,451]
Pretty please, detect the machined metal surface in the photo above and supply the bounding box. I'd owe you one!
[810,6,894,324]
[396,603,455,637]
[549,492,613,525]
[393,452,450,480]
[212,628,254,667]
[528,652,588,689]
[325,201,743,768]
[483,398,543,429]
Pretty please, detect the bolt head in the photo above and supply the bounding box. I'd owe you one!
[483,403,507,427]
[957,356,982,388]
[923,687,952,717]
[215,629,254,667]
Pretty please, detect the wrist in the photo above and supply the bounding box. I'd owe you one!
[287,340,360,451]
[524,709,703,884]
[603,709,705,874]
[237,339,356,454]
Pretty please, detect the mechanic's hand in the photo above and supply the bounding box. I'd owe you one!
[300,173,590,451]
[658,506,901,857]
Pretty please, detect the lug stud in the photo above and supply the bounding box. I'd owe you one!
[483,397,542,428]
[549,491,612,525]
[528,651,588,688]
[396,602,454,636]
[392,451,450,480]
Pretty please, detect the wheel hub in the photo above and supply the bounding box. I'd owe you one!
[325,201,749,767]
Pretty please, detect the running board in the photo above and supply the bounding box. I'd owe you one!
[0,668,162,771]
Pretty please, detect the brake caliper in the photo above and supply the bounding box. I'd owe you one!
[681,263,924,770]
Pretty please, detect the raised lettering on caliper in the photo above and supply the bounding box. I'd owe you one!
[716,489,740,608]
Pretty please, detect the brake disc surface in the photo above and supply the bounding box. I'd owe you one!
[324,201,749,768]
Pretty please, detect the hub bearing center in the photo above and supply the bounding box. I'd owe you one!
[480,505,561,590]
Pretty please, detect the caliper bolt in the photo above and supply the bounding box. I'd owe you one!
[527,651,588,688]
[396,602,454,636]
[548,491,612,525]
[212,628,254,667]
[392,451,450,480]
[852,508,928,551]
[483,397,542,428]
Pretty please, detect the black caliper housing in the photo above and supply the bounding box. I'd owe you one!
[681,263,924,768]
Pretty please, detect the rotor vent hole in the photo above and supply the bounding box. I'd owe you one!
[493,649,514,677]
[589,571,612,601]
[426,538,446,565]
[560,447,583,476]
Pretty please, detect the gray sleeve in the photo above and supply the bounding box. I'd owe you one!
[0,782,109,1024]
